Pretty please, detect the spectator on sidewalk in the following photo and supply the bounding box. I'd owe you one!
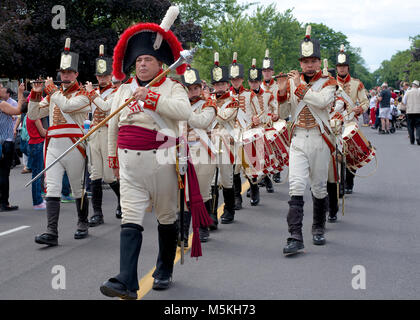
[378,83,392,134]
[0,83,25,212]
[26,93,47,210]
[401,80,420,145]
[369,90,378,127]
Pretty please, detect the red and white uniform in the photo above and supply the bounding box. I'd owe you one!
[209,92,239,188]
[187,97,217,202]
[88,84,117,183]
[107,74,191,226]
[278,71,337,199]
[28,82,91,198]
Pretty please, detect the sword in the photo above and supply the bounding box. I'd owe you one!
[25,48,198,188]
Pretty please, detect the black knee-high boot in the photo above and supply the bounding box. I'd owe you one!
[152,222,178,290]
[35,197,60,246]
[233,173,243,210]
[74,194,89,239]
[312,195,327,245]
[283,196,305,255]
[221,187,235,224]
[89,179,104,227]
[100,223,143,300]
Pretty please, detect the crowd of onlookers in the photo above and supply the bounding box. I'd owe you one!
[366,80,420,144]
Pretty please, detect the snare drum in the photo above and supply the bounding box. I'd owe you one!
[342,122,376,171]
[242,128,266,178]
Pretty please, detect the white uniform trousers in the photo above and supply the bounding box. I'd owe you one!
[187,143,216,202]
[288,127,330,199]
[118,148,178,226]
[88,127,116,183]
[45,138,85,198]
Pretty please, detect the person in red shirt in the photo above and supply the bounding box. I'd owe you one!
[26,96,47,210]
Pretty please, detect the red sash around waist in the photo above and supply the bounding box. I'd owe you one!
[117,125,213,258]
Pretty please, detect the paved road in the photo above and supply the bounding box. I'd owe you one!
[0,123,419,300]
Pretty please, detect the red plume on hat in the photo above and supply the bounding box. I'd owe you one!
[113,6,186,81]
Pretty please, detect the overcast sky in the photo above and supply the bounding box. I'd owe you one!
[239,0,420,72]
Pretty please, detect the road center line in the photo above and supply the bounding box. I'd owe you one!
[0,226,31,237]
[136,181,250,300]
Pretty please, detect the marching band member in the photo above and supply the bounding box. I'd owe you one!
[334,45,369,196]
[261,49,281,184]
[85,45,122,227]
[277,26,337,255]
[209,53,240,225]
[181,66,217,243]
[229,53,263,209]
[29,38,91,246]
[247,60,278,205]
[100,7,210,298]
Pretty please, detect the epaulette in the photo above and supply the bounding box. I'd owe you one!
[322,76,338,89]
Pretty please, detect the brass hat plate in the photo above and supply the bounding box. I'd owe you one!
[96,59,107,74]
[263,59,271,69]
[301,41,314,57]
[230,65,240,78]
[213,67,223,81]
[60,54,72,70]
[250,69,258,80]
[338,53,347,64]
[184,69,197,84]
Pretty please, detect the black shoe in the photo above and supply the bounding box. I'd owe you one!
[209,213,218,230]
[328,215,337,223]
[115,206,122,219]
[221,188,235,224]
[246,188,251,198]
[273,172,281,183]
[417,139,420,146]
[152,277,172,290]
[221,210,235,224]
[345,188,353,194]
[0,205,19,212]
[283,238,304,256]
[385,130,390,134]
[234,197,242,210]
[264,176,274,193]
[313,234,326,245]
[199,227,209,242]
[100,278,137,300]
[74,229,88,239]
[250,183,260,206]
[35,233,58,246]
[379,129,385,134]
[88,214,104,227]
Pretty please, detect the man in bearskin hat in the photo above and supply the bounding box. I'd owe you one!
[180,66,217,243]
[100,6,211,299]
[229,52,264,209]
[208,52,240,225]
[84,45,122,227]
[28,38,92,246]
[277,26,337,255]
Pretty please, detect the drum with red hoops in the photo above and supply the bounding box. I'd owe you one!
[342,122,376,171]
[264,120,290,172]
